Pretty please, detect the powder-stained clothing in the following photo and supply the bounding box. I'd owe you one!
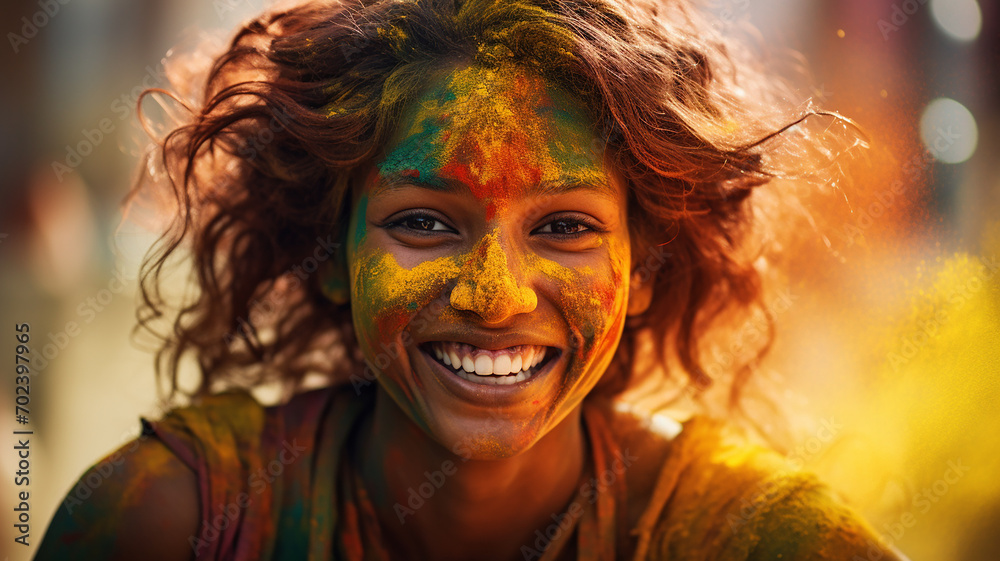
[36,385,905,560]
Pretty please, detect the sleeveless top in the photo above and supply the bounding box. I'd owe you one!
[40,384,906,560]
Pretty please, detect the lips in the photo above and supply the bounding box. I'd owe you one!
[422,341,555,386]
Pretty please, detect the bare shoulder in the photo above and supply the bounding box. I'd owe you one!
[35,434,199,561]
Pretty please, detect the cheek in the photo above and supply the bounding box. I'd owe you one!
[532,238,630,361]
[351,249,460,341]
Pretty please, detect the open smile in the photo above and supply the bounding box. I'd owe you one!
[419,341,559,386]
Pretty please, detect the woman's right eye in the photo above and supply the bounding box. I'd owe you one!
[385,212,455,234]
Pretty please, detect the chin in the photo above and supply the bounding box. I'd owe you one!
[430,412,554,461]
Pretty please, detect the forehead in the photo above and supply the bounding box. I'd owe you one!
[373,64,610,211]
[394,63,593,131]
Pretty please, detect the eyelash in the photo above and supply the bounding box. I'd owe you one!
[382,211,603,238]
[383,211,457,235]
[534,218,601,237]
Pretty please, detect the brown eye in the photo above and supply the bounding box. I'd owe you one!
[536,219,591,235]
[404,216,443,231]
[385,212,455,234]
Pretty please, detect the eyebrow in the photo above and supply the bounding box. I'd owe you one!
[373,171,617,198]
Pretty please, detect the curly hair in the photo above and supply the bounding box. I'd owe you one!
[132,0,853,409]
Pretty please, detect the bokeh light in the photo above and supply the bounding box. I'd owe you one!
[930,0,982,42]
[920,97,979,164]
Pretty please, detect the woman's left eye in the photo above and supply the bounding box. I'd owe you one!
[535,219,593,236]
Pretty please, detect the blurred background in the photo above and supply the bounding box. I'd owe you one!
[0,0,997,559]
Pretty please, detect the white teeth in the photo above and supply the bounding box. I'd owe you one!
[461,355,476,373]
[523,348,535,368]
[474,355,493,376]
[493,354,512,376]
[429,342,553,385]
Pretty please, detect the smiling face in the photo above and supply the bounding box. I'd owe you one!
[345,64,646,458]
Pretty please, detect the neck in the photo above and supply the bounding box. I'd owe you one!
[356,388,588,561]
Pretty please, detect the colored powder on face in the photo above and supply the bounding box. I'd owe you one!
[378,64,607,220]
[523,236,629,360]
[450,228,538,319]
[353,249,461,336]
[537,257,607,358]
[528,253,599,305]
[351,227,629,365]
[353,62,635,410]
[352,194,369,248]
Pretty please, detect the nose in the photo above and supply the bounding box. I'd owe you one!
[450,229,537,324]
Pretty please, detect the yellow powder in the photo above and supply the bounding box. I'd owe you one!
[450,229,538,316]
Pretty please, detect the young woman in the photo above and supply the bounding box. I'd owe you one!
[37,0,907,559]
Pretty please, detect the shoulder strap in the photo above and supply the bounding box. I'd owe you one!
[146,391,268,559]
[146,387,356,560]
